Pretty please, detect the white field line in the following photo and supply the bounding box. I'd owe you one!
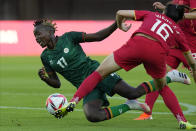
[0,106,196,116]
[0,92,74,96]
[0,92,196,115]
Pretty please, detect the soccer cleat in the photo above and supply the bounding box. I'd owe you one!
[125,100,150,113]
[134,113,153,120]
[65,102,76,112]
[179,121,196,129]
[166,69,191,85]
[54,102,76,119]
[54,108,68,119]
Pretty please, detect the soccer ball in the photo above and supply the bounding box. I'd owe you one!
[46,93,68,115]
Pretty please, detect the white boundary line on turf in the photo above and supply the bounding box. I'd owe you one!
[0,106,196,116]
[0,92,196,115]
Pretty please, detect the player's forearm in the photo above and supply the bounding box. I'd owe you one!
[116,12,124,30]
[184,11,196,19]
[184,51,196,71]
[183,51,196,83]
[43,77,61,88]
[116,10,135,28]
[189,63,196,72]
[94,21,117,41]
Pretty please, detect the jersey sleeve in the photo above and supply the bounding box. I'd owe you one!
[69,31,86,43]
[134,10,151,21]
[174,0,196,10]
[173,0,189,5]
[190,0,196,10]
[40,55,54,73]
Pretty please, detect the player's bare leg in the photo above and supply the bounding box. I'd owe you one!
[83,99,150,122]
[113,80,146,100]
[83,99,106,122]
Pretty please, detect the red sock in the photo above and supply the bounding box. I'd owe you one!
[145,91,159,115]
[159,85,187,122]
[71,71,102,103]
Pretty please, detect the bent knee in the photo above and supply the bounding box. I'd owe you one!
[85,112,103,122]
[83,100,106,122]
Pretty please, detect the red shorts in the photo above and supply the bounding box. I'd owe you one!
[166,49,189,69]
[114,36,167,79]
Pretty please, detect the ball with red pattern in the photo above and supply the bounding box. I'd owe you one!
[46,93,68,115]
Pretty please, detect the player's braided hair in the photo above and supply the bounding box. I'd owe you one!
[33,19,57,33]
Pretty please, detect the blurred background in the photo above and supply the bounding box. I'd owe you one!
[0,0,170,56]
[1,0,169,20]
[1,1,196,130]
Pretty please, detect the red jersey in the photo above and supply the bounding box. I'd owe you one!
[173,0,196,52]
[132,11,190,53]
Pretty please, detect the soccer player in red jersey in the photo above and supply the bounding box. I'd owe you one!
[56,4,196,129]
[154,0,196,57]
[135,1,196,128]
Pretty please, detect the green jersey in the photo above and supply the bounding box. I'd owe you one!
[41,31,99,88]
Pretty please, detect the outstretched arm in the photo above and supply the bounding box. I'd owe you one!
[116,10,135,32]
[183,51,196,83]
[153,2,196,19]
[153,2,166,10]
[38,67,61,88]
[84,21,117,42]
[184,10,196,19]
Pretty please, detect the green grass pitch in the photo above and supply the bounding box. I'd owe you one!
[0,56,196,131]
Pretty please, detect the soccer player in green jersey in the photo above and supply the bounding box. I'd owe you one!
[34,19,187,122]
